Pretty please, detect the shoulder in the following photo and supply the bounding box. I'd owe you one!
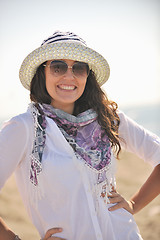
[117,110,129,122]
[117,109,143,140]
[117,110,137,128]
[12,112,33,126]
[1,111,33,137]
[4,111,32,124]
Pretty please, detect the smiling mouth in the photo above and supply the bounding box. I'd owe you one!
[58,85,76,90]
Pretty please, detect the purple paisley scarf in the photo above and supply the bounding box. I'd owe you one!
[30,103,111,186]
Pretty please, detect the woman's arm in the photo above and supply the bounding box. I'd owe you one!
[130,163,160,214]
[0,118,29,240]
[108,164,160,214]
[112,111,160,214]
[0,217,17,240]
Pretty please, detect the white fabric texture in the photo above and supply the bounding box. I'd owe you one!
[0,110,160,240]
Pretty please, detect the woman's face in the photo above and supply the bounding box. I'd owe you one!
[45,59,88,114]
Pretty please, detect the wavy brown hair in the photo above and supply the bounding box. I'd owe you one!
[30,63,121,158]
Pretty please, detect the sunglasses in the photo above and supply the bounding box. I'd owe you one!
[43,60,90,78]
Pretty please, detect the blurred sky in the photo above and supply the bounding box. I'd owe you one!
[0,0,160,119]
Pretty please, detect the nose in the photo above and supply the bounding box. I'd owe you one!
[63,66,75,79]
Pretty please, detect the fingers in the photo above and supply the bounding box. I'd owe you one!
[108,192,124,204]
[107,191,134,214]
[43,228,66,240]
[44,228,62,238]
[107,191,127,211]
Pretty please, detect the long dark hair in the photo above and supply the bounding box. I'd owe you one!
[30,63,121,157]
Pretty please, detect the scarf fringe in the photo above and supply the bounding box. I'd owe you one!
[73,151,116,215]
[28,175,45,207]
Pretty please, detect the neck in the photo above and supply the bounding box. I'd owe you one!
[51,101,75,115]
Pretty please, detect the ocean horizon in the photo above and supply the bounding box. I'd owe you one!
[121,102,160,137]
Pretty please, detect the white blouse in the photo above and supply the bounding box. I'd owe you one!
[0,110,160,240]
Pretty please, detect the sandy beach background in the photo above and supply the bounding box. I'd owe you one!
[0,151,160,240]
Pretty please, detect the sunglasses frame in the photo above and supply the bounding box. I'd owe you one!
[43,60,90,78]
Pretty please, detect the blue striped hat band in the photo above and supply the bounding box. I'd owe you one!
[41,31,87,46]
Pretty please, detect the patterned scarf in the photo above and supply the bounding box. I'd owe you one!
[30,103,111,186]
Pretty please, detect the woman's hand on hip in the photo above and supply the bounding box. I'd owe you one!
[42,228,66,240]
[107,191,135,214]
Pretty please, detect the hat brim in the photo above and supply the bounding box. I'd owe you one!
[19,41,110,90]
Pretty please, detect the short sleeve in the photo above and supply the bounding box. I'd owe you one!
[118,110,160,168]
[0,115,29,190]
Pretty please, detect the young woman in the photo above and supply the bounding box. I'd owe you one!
[0,31,160,240]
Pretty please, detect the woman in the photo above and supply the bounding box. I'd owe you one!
[0,31,160,240]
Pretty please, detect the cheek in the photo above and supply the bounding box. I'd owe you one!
[45,76,55,99]
[46,78,56,98]
[45,69,56,95]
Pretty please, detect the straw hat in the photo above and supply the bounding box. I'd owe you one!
[19,31,110,90]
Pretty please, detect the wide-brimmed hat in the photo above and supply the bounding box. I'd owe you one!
[19,31,110,90]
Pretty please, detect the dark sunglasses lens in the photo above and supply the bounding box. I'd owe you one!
[50,61,67,75]
[73,62,89,77]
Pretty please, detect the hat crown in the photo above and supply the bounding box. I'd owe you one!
[41,31,87,47]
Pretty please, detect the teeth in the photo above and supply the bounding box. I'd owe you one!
[59,85,75,90]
